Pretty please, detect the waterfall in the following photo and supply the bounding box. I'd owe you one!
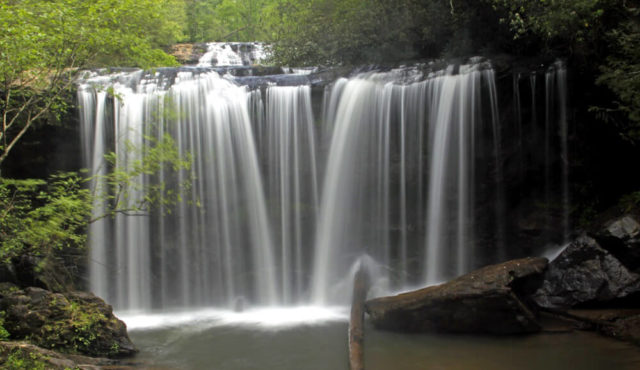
[79,71,279,310]
[311,76,395,304]
[263,85,319,304]
[546,62,570,242]
[78,60,569,311]
[310,65,499,301]
[423,65,497,284]
[510,62,570,249]
[198,42,267,67]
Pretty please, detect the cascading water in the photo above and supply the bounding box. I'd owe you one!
[78,59,570,312]
[79,71,279,310]
[511,61,570,247]
[198,42,267,67]
[262,85,320,304]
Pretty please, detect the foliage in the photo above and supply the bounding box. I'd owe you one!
[486,0,612,44]
[0,348,48,370]
[268,0,428,66]
[0,311,9,341]
[92,131,193,221]
[0,127,192,287]
[0,174,91,266]
[183,0,272,42]
[619,191,640,213]
[596,15,640,142]
[36,298,116,356]
[0,0,185,166]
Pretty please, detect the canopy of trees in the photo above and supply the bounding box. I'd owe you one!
[0,0,185,166]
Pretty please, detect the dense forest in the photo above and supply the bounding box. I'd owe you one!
[1,0,640,367]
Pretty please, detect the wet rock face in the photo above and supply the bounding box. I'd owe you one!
[532,235,640,309]
[365,257,548,334]
[0,284,136,358]
[594,215,640,270]
[170,43,208,64]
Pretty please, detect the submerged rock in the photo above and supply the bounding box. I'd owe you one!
[0,284,136,358]
[599,312,640,345]
[532,235,640,309]
[365,257,547,334]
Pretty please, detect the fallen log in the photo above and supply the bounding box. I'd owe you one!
[365,257,547,334]
[349,265,370,370]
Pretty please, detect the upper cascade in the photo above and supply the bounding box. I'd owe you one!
[197,42,268,67]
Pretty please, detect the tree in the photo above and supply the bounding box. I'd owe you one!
[486,0,640,142]
[0,132,192,290]
[0,0,185,167]
[182,0,273,42]
[595,15,640,142]
[268,0,426,66]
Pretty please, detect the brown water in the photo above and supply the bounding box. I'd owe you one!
[125,311,640,370]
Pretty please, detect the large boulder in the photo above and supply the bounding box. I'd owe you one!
[365,257,548,334]
[532,235,640,309]
[0,284,136,358]
[593,215,640,270]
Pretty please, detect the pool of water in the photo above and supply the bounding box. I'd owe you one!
[122,307,640,370]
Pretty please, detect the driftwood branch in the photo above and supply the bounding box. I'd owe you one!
[349,264,370,370]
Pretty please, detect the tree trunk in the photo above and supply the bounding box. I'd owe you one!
[349,265,370,370]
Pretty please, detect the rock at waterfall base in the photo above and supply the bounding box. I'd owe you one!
[532,232,640,309]
[365,257,548,334]
[594,215,640,270]
[0,283,137,358]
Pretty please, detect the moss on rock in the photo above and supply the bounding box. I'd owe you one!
[0,283,136,358]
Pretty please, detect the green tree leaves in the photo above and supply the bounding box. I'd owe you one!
[596,16,640,142]
[0,137,192,285]
[0,0,185,166]
[182,0,273,42]
[0,174,91,265]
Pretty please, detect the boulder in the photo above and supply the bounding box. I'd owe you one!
[0,284,137,358]
[365,257,547,334]
[532,235,640,309]
[593,215,640,270]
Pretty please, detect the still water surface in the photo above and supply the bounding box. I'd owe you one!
[122,307,640,370]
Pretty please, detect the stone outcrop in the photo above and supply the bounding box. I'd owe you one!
[170,43,208,65]
[0,283,136,358]
[533,233,640,309]
[594,215,640,270]
[365,257,548,334]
